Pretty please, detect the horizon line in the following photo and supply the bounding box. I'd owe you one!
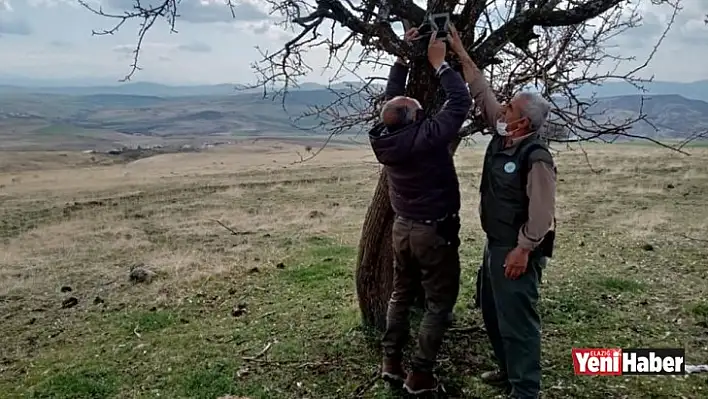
[1,78,708,88]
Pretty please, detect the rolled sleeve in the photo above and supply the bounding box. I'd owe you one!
[517,161,556,250]
[467,75,502,129]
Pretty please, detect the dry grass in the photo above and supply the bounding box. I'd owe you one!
[1,140,707,398]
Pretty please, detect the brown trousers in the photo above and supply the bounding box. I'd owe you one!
[381,214,461,373]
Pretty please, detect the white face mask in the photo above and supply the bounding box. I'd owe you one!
[496,119,512,136]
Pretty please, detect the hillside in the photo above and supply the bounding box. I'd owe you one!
[3,78,708,102]
[0,88,369,150]
[586,95,708,139]
[0,81,362,97]
[1,83,707,151]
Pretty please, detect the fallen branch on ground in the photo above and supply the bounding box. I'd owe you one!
[447,325,485,334]
[211,219,255,236]
[677,233,708,243]
[351,369,380,398]
[242,342,273,361]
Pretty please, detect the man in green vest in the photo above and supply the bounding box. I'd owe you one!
[449,27,557,399]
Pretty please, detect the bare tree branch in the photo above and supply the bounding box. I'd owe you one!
[79,0,695,155]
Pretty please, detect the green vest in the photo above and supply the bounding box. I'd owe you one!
[479,133,554,248]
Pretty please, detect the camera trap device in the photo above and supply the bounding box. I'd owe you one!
[410,12,455,61]
[418,12,451,40]
[430,13,451,38]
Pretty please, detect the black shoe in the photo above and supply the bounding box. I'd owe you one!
[480,369,508,387]
[403,371,440,395]
[381,357,407,386]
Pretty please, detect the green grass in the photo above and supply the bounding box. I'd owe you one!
[3,240,375,399]
[29,366,119,399]
[594,276,645,292]
[2,145,708,398]
[5,236,706,398]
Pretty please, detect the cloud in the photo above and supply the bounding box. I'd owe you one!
[0,16,32,35]
[112,44,138,54]
[112,41,212,54]
[0,0,32,36]
[177,41,212,53]
[4,0,78,10]
[49,40,72,48]
[102,0,270,23]
[591,0,708,82]
[612,1,707,48]
[234,20,292,42]
[26,0,75,6]
[0,0,707,86]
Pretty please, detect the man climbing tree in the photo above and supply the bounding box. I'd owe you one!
[81,0,681,331]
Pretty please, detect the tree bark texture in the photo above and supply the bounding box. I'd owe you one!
[355,61,459,331]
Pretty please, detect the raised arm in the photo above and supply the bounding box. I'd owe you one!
[413,67,472,150]
[458,53,501,129]
[383,28,419,100]
[383,58,409,100]
[448,25,501,129]
[412,37,472,151]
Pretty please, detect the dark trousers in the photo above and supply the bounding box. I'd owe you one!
[480,242,542,399]
[381,215,461,373]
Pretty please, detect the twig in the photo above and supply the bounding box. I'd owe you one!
[577,142,602,174]
[211,219,255,236]
[676,130,708,151]
[678,233,708,243]
[259,311,277,319]
[352,368,380,398]
[298,361,336,368]
[291,131,338,165]
[239,358,338,369]
[242,342,273,360]
[133,325,141,338]
[81,0,685,155]
[447,325,484,334]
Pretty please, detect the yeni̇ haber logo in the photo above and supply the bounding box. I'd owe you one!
[572,348,685,375]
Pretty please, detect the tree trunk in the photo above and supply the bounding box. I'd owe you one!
[355,59,460,331]
[355,170,397,331]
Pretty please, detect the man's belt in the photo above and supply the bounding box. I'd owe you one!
[396,213,459,225]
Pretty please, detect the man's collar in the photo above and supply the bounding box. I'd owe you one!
[503,131,536,149]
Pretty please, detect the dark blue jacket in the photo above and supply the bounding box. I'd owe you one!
[368,63,472,220]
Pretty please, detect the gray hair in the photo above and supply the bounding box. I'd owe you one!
[514,92,551,131]
[380,96,421,127]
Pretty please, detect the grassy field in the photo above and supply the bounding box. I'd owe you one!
[1,140,707,399]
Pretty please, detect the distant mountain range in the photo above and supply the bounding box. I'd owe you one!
[0,79,706,151]
[0,80,361,98]
[583,94,708,140]
[3,78,708,102]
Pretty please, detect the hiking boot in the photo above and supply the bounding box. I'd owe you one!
[404,371,439,395]
[381,357,406,385]
[480,369,509,387]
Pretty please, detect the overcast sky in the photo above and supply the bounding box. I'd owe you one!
[0,0,706,86]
